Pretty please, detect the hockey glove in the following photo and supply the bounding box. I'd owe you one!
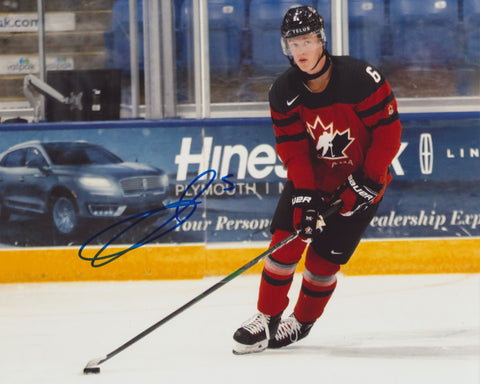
[338,171,384,216]
[292,189,326,238]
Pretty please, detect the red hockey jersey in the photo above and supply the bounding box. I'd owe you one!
[269,55,402,200]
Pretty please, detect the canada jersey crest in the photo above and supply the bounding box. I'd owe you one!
[306,116,353,160]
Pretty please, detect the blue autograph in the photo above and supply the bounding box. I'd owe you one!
[78,170,234,267]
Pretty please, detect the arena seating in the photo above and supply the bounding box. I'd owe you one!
[208,0,245,75]
[105,0,144,72]
[105,0,478,77]
[2,0,476,108]
[348,0,385,64]
[388,0,459,66]
[105,0,187,73]
[464,0,480,64]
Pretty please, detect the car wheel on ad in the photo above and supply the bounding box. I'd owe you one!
[52,196,78,236]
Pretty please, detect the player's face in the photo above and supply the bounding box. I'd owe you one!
[287,33,324,73]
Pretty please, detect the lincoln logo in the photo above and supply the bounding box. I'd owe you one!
[419,133,433,175]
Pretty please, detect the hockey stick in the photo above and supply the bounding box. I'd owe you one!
[83,199,342,374]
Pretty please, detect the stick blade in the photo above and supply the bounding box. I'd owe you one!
[83,356,106,375]
[83,366,100,375]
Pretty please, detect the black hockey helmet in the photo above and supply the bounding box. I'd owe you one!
[281,6,327,56]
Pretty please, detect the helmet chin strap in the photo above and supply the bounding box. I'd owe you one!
[300,49,330,81]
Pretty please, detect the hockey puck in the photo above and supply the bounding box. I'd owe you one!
[83,366,101,374]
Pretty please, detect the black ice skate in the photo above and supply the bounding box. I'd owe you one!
[232,312,282,355]
[268,313,314,349]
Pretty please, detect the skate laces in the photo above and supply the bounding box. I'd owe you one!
[241,313,271,338]
[275,315,302,342]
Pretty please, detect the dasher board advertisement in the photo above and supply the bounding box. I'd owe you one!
[0,113,478,248]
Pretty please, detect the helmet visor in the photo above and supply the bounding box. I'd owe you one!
[281,33,323,57]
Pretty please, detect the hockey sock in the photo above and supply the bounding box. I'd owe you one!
[257,230,307,316]
[294,247,340,323]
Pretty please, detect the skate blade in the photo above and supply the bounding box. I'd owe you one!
[232,340,268,355]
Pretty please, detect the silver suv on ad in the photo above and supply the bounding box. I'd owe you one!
[0,141,169,236]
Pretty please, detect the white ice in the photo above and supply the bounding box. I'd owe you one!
[1,273,479,384]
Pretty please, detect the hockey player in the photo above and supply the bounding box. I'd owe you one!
[233,5,402,354]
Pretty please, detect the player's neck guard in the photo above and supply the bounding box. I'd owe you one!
[300,50,331,81]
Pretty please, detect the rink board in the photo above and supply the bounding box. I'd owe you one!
[1,238,479,283]
[0,113,478,282]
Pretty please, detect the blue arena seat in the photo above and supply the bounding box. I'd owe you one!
[464,0,480,64]
[389,0,459,66]
[208,0,245,76]
[105,0,144,72]
[105,0,187,73]
[173,0,188,71]
[348,0,385,64]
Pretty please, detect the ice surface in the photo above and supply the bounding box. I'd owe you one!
[0,273,479,384]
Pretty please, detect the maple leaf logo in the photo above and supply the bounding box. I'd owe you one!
[306,116,353,160]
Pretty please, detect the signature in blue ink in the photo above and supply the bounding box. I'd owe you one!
[79,171,235,267]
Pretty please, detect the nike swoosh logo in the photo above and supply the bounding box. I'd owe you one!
[286,94,300,106]
[331,250,343,255]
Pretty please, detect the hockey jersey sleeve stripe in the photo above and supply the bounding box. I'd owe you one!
[275,131,309,144]
[366,111,400,132]
[356,92,395,119]
[272,115,300,127]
